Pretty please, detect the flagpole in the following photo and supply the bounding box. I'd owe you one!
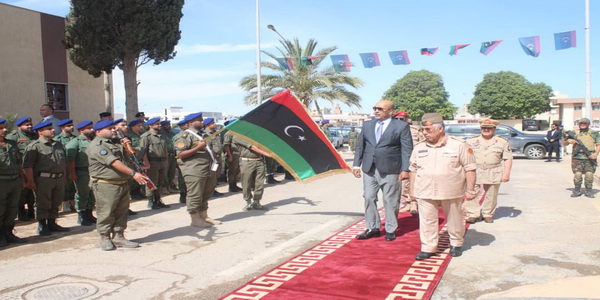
[584,0,591,119]
[256,0,262,104]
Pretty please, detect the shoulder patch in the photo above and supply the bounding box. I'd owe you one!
[176,142,185,148]
[468,148,474,154]
[99,149,108,156]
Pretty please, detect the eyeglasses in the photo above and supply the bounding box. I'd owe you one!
[372,107,385,111]
[396,117,406,120]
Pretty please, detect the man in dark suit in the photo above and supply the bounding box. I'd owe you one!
[352,99,413,241]
[546,123,561,162]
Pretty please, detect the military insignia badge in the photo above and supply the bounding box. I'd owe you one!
[99,149,108,156]
[176,142,185,148]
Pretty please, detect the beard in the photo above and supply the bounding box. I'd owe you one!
[83,131,96,140]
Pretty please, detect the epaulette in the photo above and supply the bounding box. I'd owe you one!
[182,131,189,138]
[449,136,466,143]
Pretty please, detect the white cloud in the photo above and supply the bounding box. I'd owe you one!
[176,42,278,55]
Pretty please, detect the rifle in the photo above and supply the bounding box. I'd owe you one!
[116,128,157,190]
[564,130,597,166]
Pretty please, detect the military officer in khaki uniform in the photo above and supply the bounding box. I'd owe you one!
[65,120,96,226]
[54,119,77,213]
[223,119,242,193]
[87,120,145,251]
[23,121,69,236]
[563,118,600,198]
[348,127,359,153]
[173,117,191,203]
[7,117,37,221]
[409,113,477,260]
[160,120,178,194]
[233,136,272,211]
[0,118,27,246]
[465,119,513,223]
[203,118,224,197]
[174,113,221,227]
[139,117,169,209]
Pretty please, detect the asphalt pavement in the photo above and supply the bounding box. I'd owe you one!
[1,150,599,299]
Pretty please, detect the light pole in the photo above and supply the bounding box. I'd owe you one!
[267,24,286,42]
[584,0,591,119]
[255,0,262,104]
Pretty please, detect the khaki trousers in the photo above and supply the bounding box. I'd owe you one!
[74,170,95,211]
[145,160,167,199]
[93,181,130,234]
[240,159,265,203]
[183,174,215,214]
[0,178,20,226]
[417,197,464,253]
[34,177,65,220]
[463,184,500,218]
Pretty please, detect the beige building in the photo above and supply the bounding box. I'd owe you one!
[552,94,600,130]
[0,3,109,125]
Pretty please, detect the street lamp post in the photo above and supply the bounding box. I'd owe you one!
[267,24,286,42]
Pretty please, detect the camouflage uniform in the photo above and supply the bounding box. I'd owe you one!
[566,129,600,196]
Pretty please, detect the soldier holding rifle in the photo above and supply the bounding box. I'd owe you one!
[563,118,600,198]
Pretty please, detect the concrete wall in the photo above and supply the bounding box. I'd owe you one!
[0,3,108,125]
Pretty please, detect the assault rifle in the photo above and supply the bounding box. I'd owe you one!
[116,128,157,190]
[564,130,597,166]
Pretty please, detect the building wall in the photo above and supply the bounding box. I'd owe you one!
[0,3,108,124]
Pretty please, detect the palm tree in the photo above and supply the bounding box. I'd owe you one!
[239,38,364,118]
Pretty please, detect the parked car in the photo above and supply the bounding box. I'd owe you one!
[329,130,344,148]
[445,123,549,159]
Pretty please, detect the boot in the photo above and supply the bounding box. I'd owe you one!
[17,206,29,221]
[128,209,137,216]
[38,219,51,236]
[4,225,27,243]
[266,174,280,184]
[147,196,158,209]
[213,190,224,197]
[112,231,140,248]
[252,201,268,210]
[86,209,97,223]
[199,210,222,225]
[284,171,294,180]
[585,188,595,198]
[99,233,116,251]
[27,203,35,219]
[0,227,7,247]
[229,183,242,192]
[156,198,170,208]
[47,219,70,232]
[571,187,583,197]
[190,213,212,228]
[179,193,186,204]
[77,211,93,226]
[242,201,253,211]
[409,202,419,215]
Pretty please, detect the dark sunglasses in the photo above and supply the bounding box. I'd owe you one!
[372,107,385,111]
[396,117,406,120]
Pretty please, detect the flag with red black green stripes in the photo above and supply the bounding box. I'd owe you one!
[223,90,350,181]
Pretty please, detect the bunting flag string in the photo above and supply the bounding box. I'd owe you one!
[518,36,541,57]
[554,30,576,50]
[480,40,503,55]
[420,47,439,56]
[449,44,470,56]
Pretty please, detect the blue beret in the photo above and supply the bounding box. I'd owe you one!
[128,119,142,127]
[76,120,93,130]
[146,117,160,125]
[0,119,6,125]
[186,112,203,122]
[321,120,330,124]
[160,120,171,126]
[203,118,215,126]
[94,120,114,131]
[315,120,321,124]
[177,118,188,126]
[32,121,53,131]
[16,117,32,126]
[112,118,125,125]
[58,119,73,127]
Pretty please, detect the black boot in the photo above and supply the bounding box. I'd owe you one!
[78,211,93,226]
[0,226,8,247]
[156,198,170,208]
[229,183,242,192]
[179,193,186,203]
[48,218,70,232]
[585,188,595,198]
[38,219,51,236]
[147,196,158,210]
[266,174,280,184]
[86,209,97,223]
[571,187,583,197]
[17,206,29,221]
[4,225,27,243]
[284,171,294,180]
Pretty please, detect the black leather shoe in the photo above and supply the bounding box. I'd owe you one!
[385,232,396,241]
[415,252,436,260]
[356,229,381,240]
[449,246,463,257]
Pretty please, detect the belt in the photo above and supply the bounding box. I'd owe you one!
[0,174,19,181]
[94,178,128,185]
[240,157,262,161]
[148,157,166,162]
[39,172,64,179]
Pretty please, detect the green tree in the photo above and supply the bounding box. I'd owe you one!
[468,71,553,119]
[382,70,456,120]
[64,0,184,120]
[239,39,364,118]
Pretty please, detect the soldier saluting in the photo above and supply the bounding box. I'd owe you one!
[563,118,600,198]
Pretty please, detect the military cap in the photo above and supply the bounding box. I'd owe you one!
[58,119,74,127]
[420,113,444,126]
[0,119,6,125]
[578,118,591,124]
[99,112,112,118]
[321,120,330,124]
[160,120,171,126]
[16,117,32,126]
[393,111,409,118]
[135,112,145,118]
[146,117,160,125]
[32,121,53,131]
[129,119,142,127]
[177,119,189,126]
[186,112,203,122]
[76,120,93,130]
[479,118,499,128]
[94,120,114,131]
[113,118,125,125]
[315,120,321,124]
[203,118,215,126]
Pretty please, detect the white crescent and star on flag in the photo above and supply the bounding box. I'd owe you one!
[284,125,307,141]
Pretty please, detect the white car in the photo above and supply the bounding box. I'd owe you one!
[329,130,344,148]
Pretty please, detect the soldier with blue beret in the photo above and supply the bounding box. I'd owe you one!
[54,119,77,213]
[66,121,96,226]
[140,117,169,209]
[6,117,36,221]
[160,120,178,195]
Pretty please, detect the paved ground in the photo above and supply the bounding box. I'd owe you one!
[1,149,600,299]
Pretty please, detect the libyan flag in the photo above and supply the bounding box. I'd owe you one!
[223,90,351,181]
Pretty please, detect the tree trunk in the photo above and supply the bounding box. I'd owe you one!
[122,56,139,121]
[103,72,114,113]
[313,99,325,120]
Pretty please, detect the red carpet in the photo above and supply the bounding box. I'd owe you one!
[221,209,455,300]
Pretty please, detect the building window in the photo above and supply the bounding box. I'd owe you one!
[46,83,68,111]
[594,104,600,111]
[574,105,582,111]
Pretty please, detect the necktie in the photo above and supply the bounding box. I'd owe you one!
[376,121,384,143]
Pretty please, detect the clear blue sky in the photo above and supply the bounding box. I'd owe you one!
[2,0,598,117]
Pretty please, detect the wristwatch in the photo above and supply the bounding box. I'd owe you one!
[466,190,478,195]
[129,170,136,176]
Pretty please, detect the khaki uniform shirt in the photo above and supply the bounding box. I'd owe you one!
[174,130,216,177]
[86,137,131,181]
[130,130,142,151]
[53,133,75,148]
[0,139,21,176]
[6,130,35,155]
[65,135,91,169]
[410,136,477,200]
[206,129,223,158]
[139,130,168,160]
[466,135,512,184]
[348,131,359,140]
[410,125,425,144]
[222,131,240,154]
[233,136,261,159]
[22,138,66,173]
[162,130,176,155]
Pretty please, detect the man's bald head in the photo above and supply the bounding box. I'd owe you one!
[373,100,395,121]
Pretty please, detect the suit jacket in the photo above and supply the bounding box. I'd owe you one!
[353,118,413,174]
[546,129,560,144]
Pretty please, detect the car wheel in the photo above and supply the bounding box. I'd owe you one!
[524,144,546,159]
